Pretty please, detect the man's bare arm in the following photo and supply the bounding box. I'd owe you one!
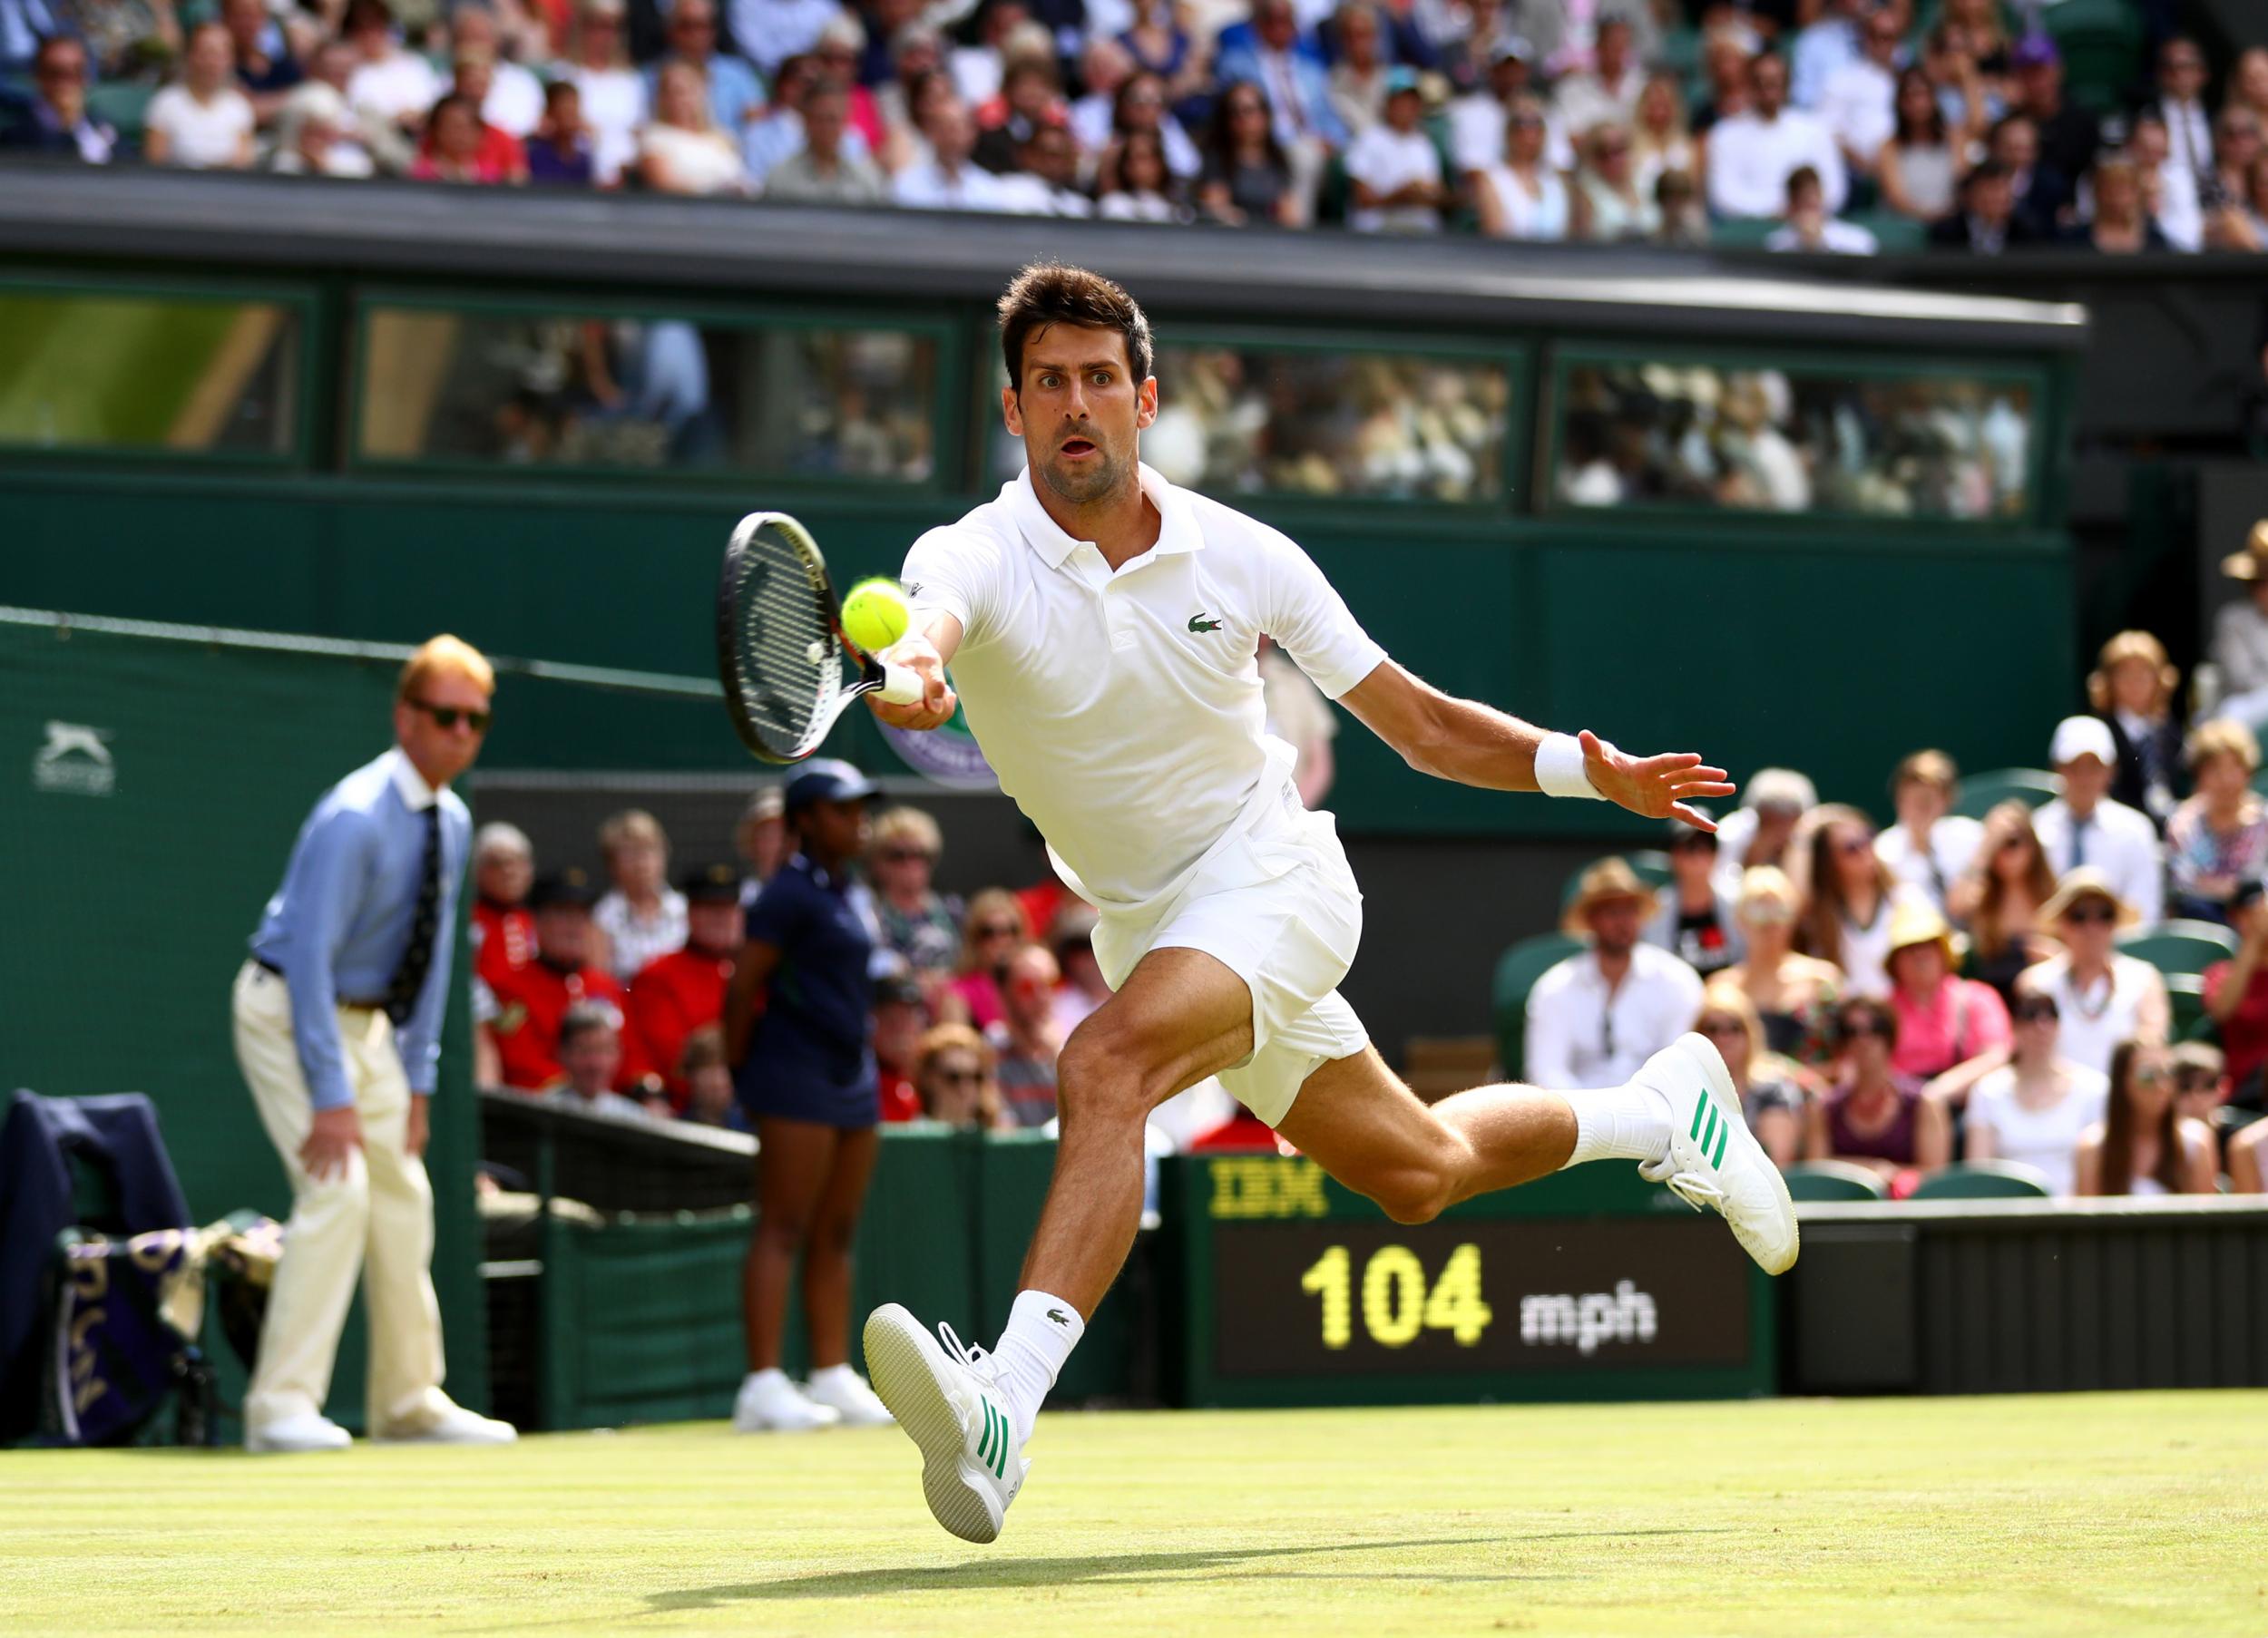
[867,609,963,731]
[1337,658,1735,831]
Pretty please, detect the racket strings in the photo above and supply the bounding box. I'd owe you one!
[737,535,836,756]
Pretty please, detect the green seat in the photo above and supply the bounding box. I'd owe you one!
[2042,0,2145,117]
[1559,850,1673,915]
[1709,216,1777,250]
[1908,1160,2052,1199]
[1847,209,1928,253]
[2117,919,2239,976]
[1949,767,2059,821]
[83,82,155,150]
[1491,931,1585,1082]
[1784,1160,1889,1202]
[1656,25,1702,79]
[2165,971,2215,1044]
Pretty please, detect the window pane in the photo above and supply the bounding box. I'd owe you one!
[0,290,298,455]
[1554,364,2035,521]
[988,346,1510,503]
[357,307,936,480]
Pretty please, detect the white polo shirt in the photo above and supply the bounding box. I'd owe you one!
[1523,943,1706,1089]
[902,463,1386,910]
[2030,796,2165,927]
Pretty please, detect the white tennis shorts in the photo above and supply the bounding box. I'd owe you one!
[1090,786,1369,1126]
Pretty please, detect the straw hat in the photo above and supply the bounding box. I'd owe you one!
[2219,519,2268,580]
[1884,899,1964,970]
[1561,857,1660,937]
[2038,866,2141,928]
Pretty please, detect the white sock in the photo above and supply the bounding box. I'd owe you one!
[1561,1080,1676,1168]
[743,1367,789,1392]
[992,1289,1084,1442]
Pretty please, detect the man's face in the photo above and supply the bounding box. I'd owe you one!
[35,43,86,116]
[2159,40,2205,102]
[476,847,532,905]
[670,3,716,60]
[562,1026,621,1097]
[223,0,264,48]
[456,56,494,101]
[1993,118,2037,171]
[1002,323,1157,507]
[2018,58,2059,111]
[2058,753,2111,809]
[797,795,870,861]
[1862,15,1899,64]
[1383,86,1420,132]
[1256,0,1295,51]
[1596,20,1629,77]
[1894,777,1947,832]
[1490,54,1530,102]
[1668,836,1716,887]
[688,900,740,952]
[1004,949,1060,1029]
[536,904,593,968]
[805,89,847,151]
[392,669,490,787]
[1024,125,1076,185]
[1971,171,2013,223]
[1587,897,1644,956]
[928,98,974,165]
[313,41,356,88]
[1752,56,1787,116]
[2217,112,2261,170]
[873,999,924,1067]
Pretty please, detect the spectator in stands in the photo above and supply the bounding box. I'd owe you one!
[305,36,411,171]
[1872,67,1959,221]
[2072,151,2171,251]
[1942,0,2011,86]
[647,0,763,132]
[2017,869,2169,1081]
[413,94,509,181]
[997,118,1093,214]
[270,82,377,176]
[222,0,302,126]
[1452,38,1564,189]
[1796,804,1903,998]
[2075,1038,2217,1195]
[1883,901,2010,1081]
[872,974,927,1123]
[2234,47,2268,133]
[892,94,1015,209]
[944,888,1030,1029]
[946,2,1037,109]
[743,51,819,185]
[2165,721,2268,925]
[425,56,533,181]
[736,785,787,897]
[1475,93,1569,239]
[722,759,894,1433]
[1807,994,1950,1185]
[450,5,543,138]
[1875,751,1983,915]
[1570,122,1659,240]
[2032,716,2165,926]
[2210,522,2268,709]
[1721,864,1842,1069]
[1198,81,1302,225]
[914,1022,1007,1129]
[2169,1039,2225,1138]
[2151,35,2213,192]
[2003,36,2090,187]
[1948,799,2057,1001]
[973,48,1065,174]
[678,1026,746,1129]
[2231,1114,2268,1192]
[1706,51,1846,221]
[2204,878,2268,1108]
[0,36,114,163]
[728,0,839,80]
[2219,151,2268,252]
[989,943,1065,1126]
[2129,110,2202,252]
[540,1002,650,1117]
[1816,3,1898,185]
[2210,105,2261,220]
[1986,112,2068,239]
[1765,162,1878,251]
[564,0,645,186]
[1950,990,2107,1195]
[343,0,440,135]
[865,807,963,990]
[1787,0,1861,112]
[1327,1,1391,138]
[1928,161,2042,252]
[146,23,257,170]
[1257,634,1336,805]
[1646,815,1744,977]
[1921,21,1994,149]
[593,808,686,983]
[475,867,632,1092]
[1713,370,1810,509]
[1049,904,1110,1034]
[1345,68,1446,232]
[471,821,536,988]
[1524,858,1705,1088]
[2088,631,2184,831]
[626,863,738,1112]
[1628,70,1691,196]
[1216,0,1344,200]
[1122,0,1200,105]
[525,80,596,184]
[1695,980,1805,1171]
[1551,10,1640,140]
[639,59,752,193]
[1097,126,1190,219]
[1106,68,1205,182]
[1712,766,1816,896]
[1688,25,1753,139]
[761,77,889,202]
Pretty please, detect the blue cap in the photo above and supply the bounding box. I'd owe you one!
[1383,65,1422,97]
[785,757,878,811]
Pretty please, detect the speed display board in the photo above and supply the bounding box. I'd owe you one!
[1165,1155,1776,1408]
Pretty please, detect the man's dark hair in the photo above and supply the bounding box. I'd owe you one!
[997,262,1154,395]
[1784,163,1821,202]
[558,1002,618,1052]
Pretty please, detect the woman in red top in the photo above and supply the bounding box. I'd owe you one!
[1884,900,2010,1084]
[2204,878,2268,1107]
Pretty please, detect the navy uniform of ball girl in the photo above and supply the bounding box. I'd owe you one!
[724,758,897,1432]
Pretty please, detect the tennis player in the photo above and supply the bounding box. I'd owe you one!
[862,263,1797,1543]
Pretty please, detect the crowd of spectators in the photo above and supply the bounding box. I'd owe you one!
[1521,550,2268,1198]
[5,0,2264,255]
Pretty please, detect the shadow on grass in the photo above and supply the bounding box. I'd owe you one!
[650,1528,1737,1611]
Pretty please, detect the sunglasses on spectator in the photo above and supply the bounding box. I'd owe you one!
[1840,1018,1892,1040]
[1697,1017,1744,1039]
[2174,1069,2216,1089]
[2012,999,2058,1022]
[1997,836,2030,853]
[1510,114,1545,129]
[406,697,492,732]
[1834,835,1872,855]
[975,922,1021,939]
[2132,1067,2170,1087]
[932,1064,985,1086]
[877,847,933,863]
[1742,901,1795,925]
[2062,904,2117,925]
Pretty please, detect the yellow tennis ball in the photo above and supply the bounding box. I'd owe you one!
[841,579,910,655]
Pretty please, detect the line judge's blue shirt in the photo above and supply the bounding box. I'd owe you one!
[248,748,471,1110]
[738,851,876,1092]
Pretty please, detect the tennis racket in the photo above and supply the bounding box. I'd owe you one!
[715,511,923,765]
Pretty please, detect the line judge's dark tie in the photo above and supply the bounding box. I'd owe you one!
[386,807,441,1025]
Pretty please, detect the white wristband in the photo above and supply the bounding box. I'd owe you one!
[1535,732,1605,800]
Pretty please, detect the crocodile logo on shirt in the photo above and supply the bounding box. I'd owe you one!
[1188,611,1224,633]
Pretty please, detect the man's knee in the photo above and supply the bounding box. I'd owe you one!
[1367,1165,1454,1226]
[1056,1025,1156,1123]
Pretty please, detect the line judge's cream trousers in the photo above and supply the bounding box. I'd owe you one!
[232,959,452,1436]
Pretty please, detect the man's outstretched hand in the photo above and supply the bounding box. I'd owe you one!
[1578,729,1736,832]
[866,639,956,731]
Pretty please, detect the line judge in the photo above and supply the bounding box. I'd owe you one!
[231,634,515,1452]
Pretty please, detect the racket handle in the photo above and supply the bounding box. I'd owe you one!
[878,662,924,707]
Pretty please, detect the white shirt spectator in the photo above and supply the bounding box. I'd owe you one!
[1967,1064,2107,1196]
[2019,953,2167,1081]
[569,63,648,184]
[2212,596,2268,701]
[1875,815,1984,912]
[347,48,442,128]
[593,886,688,983]
[1706,106,1846,218]
[727,0,840,76]
[482,59,546,137]
[2153,155,2204,251]
[744,109,871,186]
[2030,796,2165,926]
[2156,93,2213,183]
[145,83,256,168]
[639,122,748,193]
[1099,189,1182,220]
[1789,12,1857,109]
[1344,122,1443,232]
[1450,91,1574,174]
[1478,161,1569,239]
[1816,54,1893,165]
[537,1084,653,1121]
[992,172,1095,216]
[1551,65,1640,139]
[1764,216,1879,252]
[1833,890,1924,1000]
[1523,943,1706,1089]
[891,157,1020,210]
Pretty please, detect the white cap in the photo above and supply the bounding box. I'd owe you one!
[2049,715,2116,766]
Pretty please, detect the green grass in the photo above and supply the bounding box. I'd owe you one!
[3,1393,2263,1636]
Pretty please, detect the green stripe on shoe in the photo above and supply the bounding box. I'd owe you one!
[1689,1096,1709,1141]
[1712,1117,1729,1169]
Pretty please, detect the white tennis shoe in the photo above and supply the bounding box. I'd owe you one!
[863,1303,1027,1544]
[733,1369,841,1433]
[802,1363,895,1428]
[1634,1033,1801,1276]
